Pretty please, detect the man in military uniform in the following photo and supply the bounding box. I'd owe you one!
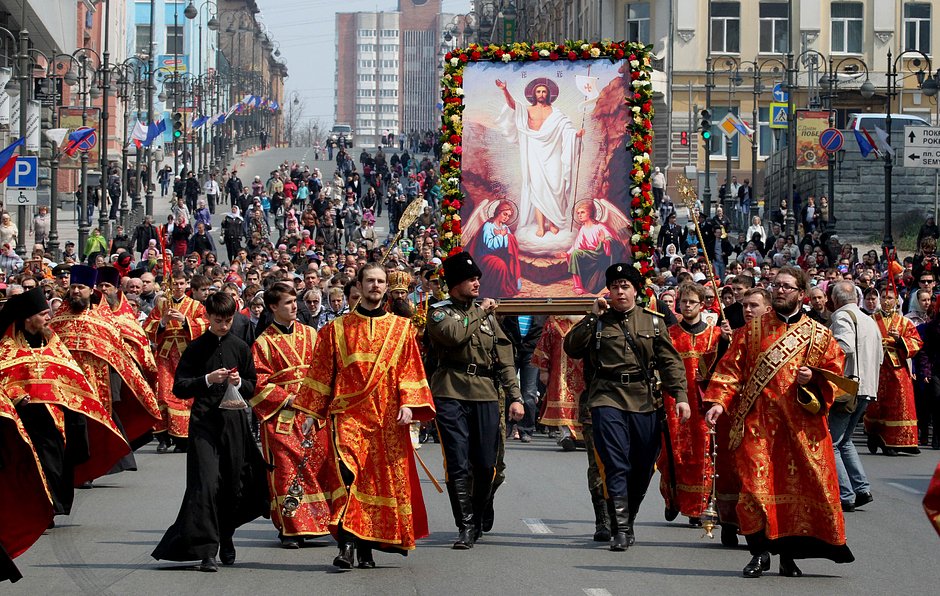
[426,251,524,550]
[564,263,689,551]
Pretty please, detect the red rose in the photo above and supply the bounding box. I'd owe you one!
[549,52,558,61]
[629,54,637,61]
[445,52,453,61]
[454,146,463,155]
[471,50,481,60]
[453,75,463,85]
[614,49,624,59]
[452,221,462,234]
[495,49,504,58]
[448,246,462,256]
[452,200,462,210]
[449,134,460,144]
[582,50,590,59]
[508,50,516,58]
[459,54,468,63]
[530,51,540,60]
[568,51,577,61]
[631,196,641,208]
[631,71,641,80]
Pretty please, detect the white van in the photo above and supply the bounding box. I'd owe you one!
[848,113,930,132]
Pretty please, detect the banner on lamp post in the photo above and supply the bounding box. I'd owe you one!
[0,67,11,126]
[26,100,41,152]
[795,110,832,171]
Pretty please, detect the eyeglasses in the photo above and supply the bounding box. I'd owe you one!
[305,300,320,305]
[770,283,801,293]
[679,299,701,306]
[920,279,936,285]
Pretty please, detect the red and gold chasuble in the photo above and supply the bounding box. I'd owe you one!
[925,462,940,537]
[294,311,435,551]
[142,295,207,437]
[251,323,330,538]
[50,301,159,445]
[0,386,54,559]
[704,312,848,548]
[107,293,157,381]
[658,322,722,517]
[865,311,922,449]
[531,316,583,435]
[0,327,130,485]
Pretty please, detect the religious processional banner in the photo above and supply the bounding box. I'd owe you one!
[438,42,656,312]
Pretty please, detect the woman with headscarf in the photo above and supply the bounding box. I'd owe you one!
[659,243,679,269]
[221,205,244,264]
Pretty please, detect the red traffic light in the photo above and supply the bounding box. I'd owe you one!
[680,131,689,146]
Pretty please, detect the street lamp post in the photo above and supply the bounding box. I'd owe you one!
[144,0,156,218]
[740,58,786,223]
[824,57,875,228]
[719,58,742,219]
[97,0,112,240]
[884,49,938,248]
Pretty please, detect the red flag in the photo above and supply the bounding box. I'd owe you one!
[0,137,26,183]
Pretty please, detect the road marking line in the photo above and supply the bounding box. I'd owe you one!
[583,589,612,596]
[887,481,923,496]
[522,518,552,534]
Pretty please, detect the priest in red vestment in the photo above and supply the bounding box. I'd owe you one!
[865,284,923,455]
[925,462,940,537]
[659,282,728,527]
[0,288,129,516]
[0,383,53,584]
[294,263,435,570]
[143,270,208,452]
[251,282,330,549]
[96,266,157,382]
[49,266,158,473]
[704,267,853,578]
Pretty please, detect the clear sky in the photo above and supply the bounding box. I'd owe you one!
[256,0,468,127]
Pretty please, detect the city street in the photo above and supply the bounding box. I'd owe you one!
[6,430,939,595]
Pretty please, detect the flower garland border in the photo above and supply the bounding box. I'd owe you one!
[438,40,655,277]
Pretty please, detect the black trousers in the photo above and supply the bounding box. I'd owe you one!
[591,407,660,511]
[434,397,499,482]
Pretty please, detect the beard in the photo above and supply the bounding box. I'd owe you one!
[772,294,800,315]
[68,294,90,313]
[389,297,414,318]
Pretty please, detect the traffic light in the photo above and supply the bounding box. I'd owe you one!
[680,131,689,146]
[172,112,183,139]
[699,109,712,141]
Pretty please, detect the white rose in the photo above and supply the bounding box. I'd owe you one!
[450,57,459,67]
[581,43,590,51]
[450,114,461,124]
[448,177,458,186]
[455,87,464,96]
[441,142,452,153]
[539,49,550,57]
[630,60,640,68]
[631,234,641,244]
[590,47,601,57]
[632,187,641,196]
[632,106,642,114]
[501,53,511,63]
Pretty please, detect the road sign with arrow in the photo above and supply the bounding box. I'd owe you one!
[903,126,940,168]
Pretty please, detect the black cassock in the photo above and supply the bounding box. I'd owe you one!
[152,331,269,563]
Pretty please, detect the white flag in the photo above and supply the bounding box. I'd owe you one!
[874,126,895,156]
[131,120,149,142]
[575,75,600,101]
[44,127,68,147]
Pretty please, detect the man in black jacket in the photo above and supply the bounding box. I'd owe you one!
[132,215,159,259]
[500,315,546,443]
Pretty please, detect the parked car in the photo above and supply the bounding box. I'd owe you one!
[848,113,930,132]
[329,124,354,148]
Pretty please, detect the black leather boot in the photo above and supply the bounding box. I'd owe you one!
[446,478,475,549]
[742,552,770,578]
[590,488,611,542]
[610,497,630,551]
[333,528,356,569]
[625,510,637,547]
[470,469,494,544]
[356,543,375,569]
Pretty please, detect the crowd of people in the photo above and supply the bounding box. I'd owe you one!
[2,147,940,584]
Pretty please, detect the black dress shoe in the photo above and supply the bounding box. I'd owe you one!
[882,447,899,457]
[610,531,628,552]
[854,492,874,508]
[742,552,771,578]
[664,506,679,522]
[199,557,219,572]
[156,442,168,454]
[333,542,355,569]
[866,433,879,454]
[688,517,703,527]
[841,501,855,512]
[779,556,803,577]
[78,481,93,489]
[279,535,301,549]
[220,537,236,565]
[356,544,375,569]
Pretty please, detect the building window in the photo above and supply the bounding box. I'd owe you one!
[759,2,788,54]
[135,25,151,56]
[626,3,650,44]
[710,2,740,54]
[831,3,863,54]
[904,3,931,55]
[709,107,739,158]
[166,25,183,55]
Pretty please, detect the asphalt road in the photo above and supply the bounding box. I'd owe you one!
[7,429,940,595]
[14,147,940,593]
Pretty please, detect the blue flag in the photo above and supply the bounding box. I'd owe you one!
[192,115,209,130]
[144,119,166,147]
[854,128,875,158]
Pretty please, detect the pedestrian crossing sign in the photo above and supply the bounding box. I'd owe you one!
[770,102,789,129]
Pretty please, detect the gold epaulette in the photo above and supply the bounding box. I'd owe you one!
[644,306,665,317]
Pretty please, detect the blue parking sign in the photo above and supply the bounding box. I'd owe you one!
[9,155,38,188]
